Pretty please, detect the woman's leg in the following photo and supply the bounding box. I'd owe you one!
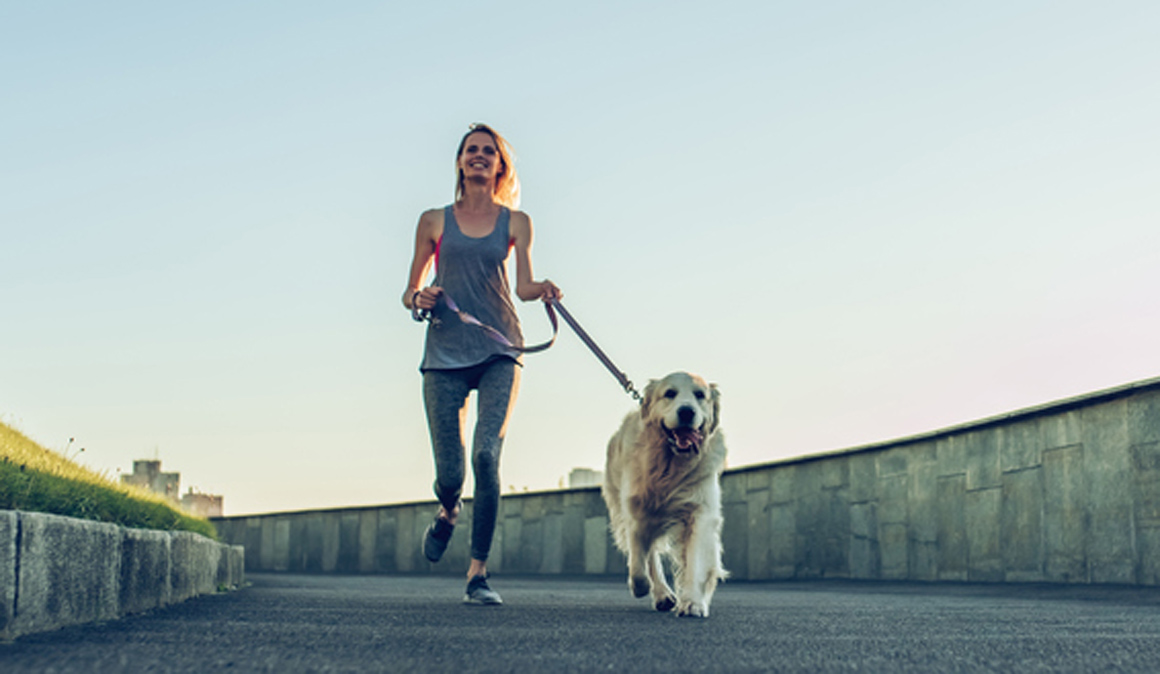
[468,359,521,565]
[423,369,473,515]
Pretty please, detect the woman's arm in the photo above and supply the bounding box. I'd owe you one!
[510,210,561,302]
[403,209,443,310]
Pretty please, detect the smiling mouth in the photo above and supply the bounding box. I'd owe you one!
[663,424,703,454]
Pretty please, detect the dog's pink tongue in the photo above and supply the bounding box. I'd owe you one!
[674,428,703,450]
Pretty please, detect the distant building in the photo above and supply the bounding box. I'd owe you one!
[121,460,180,502]
[568,467,603,488]
[121,459,224,516]
[181,488,223,518]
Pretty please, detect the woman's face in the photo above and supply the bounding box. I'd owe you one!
[458,131,503,187]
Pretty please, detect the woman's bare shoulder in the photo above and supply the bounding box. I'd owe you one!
[417,207,446,237]
[509,209,532,236]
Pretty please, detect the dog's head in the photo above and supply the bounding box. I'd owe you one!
[641,371,720,455]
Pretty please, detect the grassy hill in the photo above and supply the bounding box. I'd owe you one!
[0,421,217,539]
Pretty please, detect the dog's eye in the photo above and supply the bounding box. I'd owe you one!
[664,389,677,399]
[694,390,706,400]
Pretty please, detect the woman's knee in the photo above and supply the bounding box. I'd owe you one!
[472,448,500,480]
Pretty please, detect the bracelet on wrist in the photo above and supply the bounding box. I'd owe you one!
[411,290,425,322]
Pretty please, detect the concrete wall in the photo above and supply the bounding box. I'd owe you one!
[1,510,245,641]
[214,376,1160,585]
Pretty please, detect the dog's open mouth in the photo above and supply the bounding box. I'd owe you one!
[664,425,703,454]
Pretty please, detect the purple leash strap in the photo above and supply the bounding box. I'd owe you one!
[413,294,641,402]
[413,292,558,353]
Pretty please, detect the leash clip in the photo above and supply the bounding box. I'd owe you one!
[412,306,441,326]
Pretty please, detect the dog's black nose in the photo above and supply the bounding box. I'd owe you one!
[678,406,696,426]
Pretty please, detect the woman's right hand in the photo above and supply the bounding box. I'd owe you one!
[413,286,443,311]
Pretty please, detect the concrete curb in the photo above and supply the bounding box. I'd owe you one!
[0,510,244,641]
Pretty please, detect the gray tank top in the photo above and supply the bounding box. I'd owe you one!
[420,205,523,371]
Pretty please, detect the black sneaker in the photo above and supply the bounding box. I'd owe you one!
[463,575,503,606]
[423,516,455,563]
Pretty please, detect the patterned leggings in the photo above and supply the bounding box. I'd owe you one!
[422,358,520,562]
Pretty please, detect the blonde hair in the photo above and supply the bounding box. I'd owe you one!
[455,123,520,209]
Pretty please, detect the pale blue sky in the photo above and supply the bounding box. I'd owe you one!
[3,2,1158,515]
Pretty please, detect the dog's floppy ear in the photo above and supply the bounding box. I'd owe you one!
[640,378,660,418]
[708,383,721,434]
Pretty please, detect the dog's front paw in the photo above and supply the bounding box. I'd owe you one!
[654,594,676,612]
[630,576,650,598]
[676,600,709,618]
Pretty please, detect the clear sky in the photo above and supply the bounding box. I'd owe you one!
[3,2,1158,516]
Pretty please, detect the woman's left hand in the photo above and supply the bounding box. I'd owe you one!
[539,279,562,302]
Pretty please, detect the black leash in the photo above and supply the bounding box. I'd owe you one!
[413,294,642,402]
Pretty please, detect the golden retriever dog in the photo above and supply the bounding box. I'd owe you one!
[602,371,728,618]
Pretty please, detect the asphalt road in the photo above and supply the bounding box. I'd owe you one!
[4,572,1160,673]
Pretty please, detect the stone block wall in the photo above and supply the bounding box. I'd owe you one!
[1,511,245,641]
[215,377,1160,586]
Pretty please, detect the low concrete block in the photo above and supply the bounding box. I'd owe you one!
[937,474,967,581]
[747,486,771,579]
[722,501,748,579]
[0,511,16,639]
[540,512,564,574]
[583,516,608,575]
[561,499,585,575]
[1002,469,1044,582]
[244,518,262,571]
[14,512,121,637]
[394,508,417,573]
[908,462,939,546]
[768,502,796,578]
[879,523,907,580]
[321,512,341,573]
[259,517,277,571]
[273,517,291,572]
[120,528,172,615]
[1043,444,1087,583]
[375,510,398,573]
[518,518,544,574]
[302,514,325,572]
[170,531,221,602]
[335,512,360,573]
[818,489,851,577]
[966,487,1002,582]
[357,511,377,573]
[849,502,879,579]
[234,545,246,586]
[216,544,245,590]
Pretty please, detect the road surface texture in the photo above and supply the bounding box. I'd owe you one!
[3,572,1160,672]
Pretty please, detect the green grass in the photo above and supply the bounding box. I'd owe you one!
[0,421,217,539]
